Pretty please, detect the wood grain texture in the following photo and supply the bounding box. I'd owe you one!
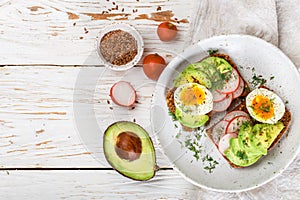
[0,160,299,199]
[0,170,201,199]
[0,66,171,168]
[0,0,193,65]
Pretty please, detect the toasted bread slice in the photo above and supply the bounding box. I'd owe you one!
[206,100,292,168]
[165,53,249,130]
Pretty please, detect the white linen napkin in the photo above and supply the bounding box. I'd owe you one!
[188,0,278,45]
[277,0,300,69]
[187,0,300,70]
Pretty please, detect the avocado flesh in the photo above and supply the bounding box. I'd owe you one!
[238,123,263,157]
[175,108,209,128]
[174,67,212,88]
[173,57,232,89]
[225,138,262,167]
[225,122,285,167]
[103,121,156,181]
[250,122,285,154]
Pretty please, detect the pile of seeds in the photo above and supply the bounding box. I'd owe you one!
[100,29,138,66]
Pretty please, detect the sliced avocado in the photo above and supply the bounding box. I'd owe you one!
[103,121,156,181]
[210,56,233,74]
[173,56,233,89]
[224,122,285,167]
[224,138,262,167]
[174,74,189,88]
[175,108,209,128]
[193,62,221,83]
[238,122,262,157]
[174,65,212,88]
[183,68,212,88]
[250,122,285,154]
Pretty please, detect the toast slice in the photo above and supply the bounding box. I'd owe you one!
[206,99,292,168]
[165,53,250,131]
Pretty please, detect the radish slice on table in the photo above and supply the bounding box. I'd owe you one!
[233,77,245,99]
[212,89,227,102]
[110,81,136,107]
[223,110,249,122]
[213,93,233,112]
[217,68,240,94]
[226,115,251,134]
[218,133,238,155]
[210,120,229,145]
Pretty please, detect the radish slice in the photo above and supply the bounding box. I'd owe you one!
[212,89,227,102]
[217,68,240,94]
[224,110,249,122]
[233,77,245,99]
[218,133,238,155]
[210,120,229,145]
[110,81,136,107]
[213,93,233,112]
[226,116,251,134]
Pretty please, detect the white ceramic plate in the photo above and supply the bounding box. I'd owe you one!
[151,35,300,192]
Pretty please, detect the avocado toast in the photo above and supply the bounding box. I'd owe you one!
[166,53,250,130]
[166,52,292,168]
[206,98,291,168]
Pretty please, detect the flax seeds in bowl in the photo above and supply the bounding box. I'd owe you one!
[96,23,144,71]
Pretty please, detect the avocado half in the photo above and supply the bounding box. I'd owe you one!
[103,121,156,181]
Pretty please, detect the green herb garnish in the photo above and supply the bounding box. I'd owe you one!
[207,49,219,55]
[250,74,266,87]
[168,109,177,121]
[202,154,219,173]
[184,134,203,161]
[236,150,248,160]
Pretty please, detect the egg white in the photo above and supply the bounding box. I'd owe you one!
[174,83,213,115]
[246,88,285,124]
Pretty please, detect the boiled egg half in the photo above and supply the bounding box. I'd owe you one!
[174,83,213,115]
[246,88,285,124]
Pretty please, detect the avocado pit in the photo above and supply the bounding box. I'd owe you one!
[115,131,142,161]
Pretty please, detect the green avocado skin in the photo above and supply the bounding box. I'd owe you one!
[103,121,156,181]
[224,122,284,167]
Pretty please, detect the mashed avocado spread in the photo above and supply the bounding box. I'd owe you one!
[224,122,284,167]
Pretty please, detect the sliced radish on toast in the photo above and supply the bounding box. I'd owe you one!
[210,120,229,145]
[218,133,238,155]
[213,93,233,112]
[223,110,249,122]
[110,81,136,107]
[217,68,240,94]
[212,89,227,102]
[233,77,245,99]
[226,115,251,133]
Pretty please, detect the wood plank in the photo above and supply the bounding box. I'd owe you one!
[0,0,195,65]
[0,165,299,199]
[0,170,202,199]
[0,66,172,168]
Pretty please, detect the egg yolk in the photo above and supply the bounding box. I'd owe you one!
[180,85,206,106]
[251,95,274,120]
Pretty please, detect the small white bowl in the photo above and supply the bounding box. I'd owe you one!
[95,23,144,71]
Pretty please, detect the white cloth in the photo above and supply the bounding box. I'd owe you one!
[277,0,300,69]
[188,0,300,69]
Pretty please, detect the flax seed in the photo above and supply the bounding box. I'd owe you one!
[100,30,138,66]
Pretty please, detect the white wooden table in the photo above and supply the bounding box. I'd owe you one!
[0,1,299,199]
